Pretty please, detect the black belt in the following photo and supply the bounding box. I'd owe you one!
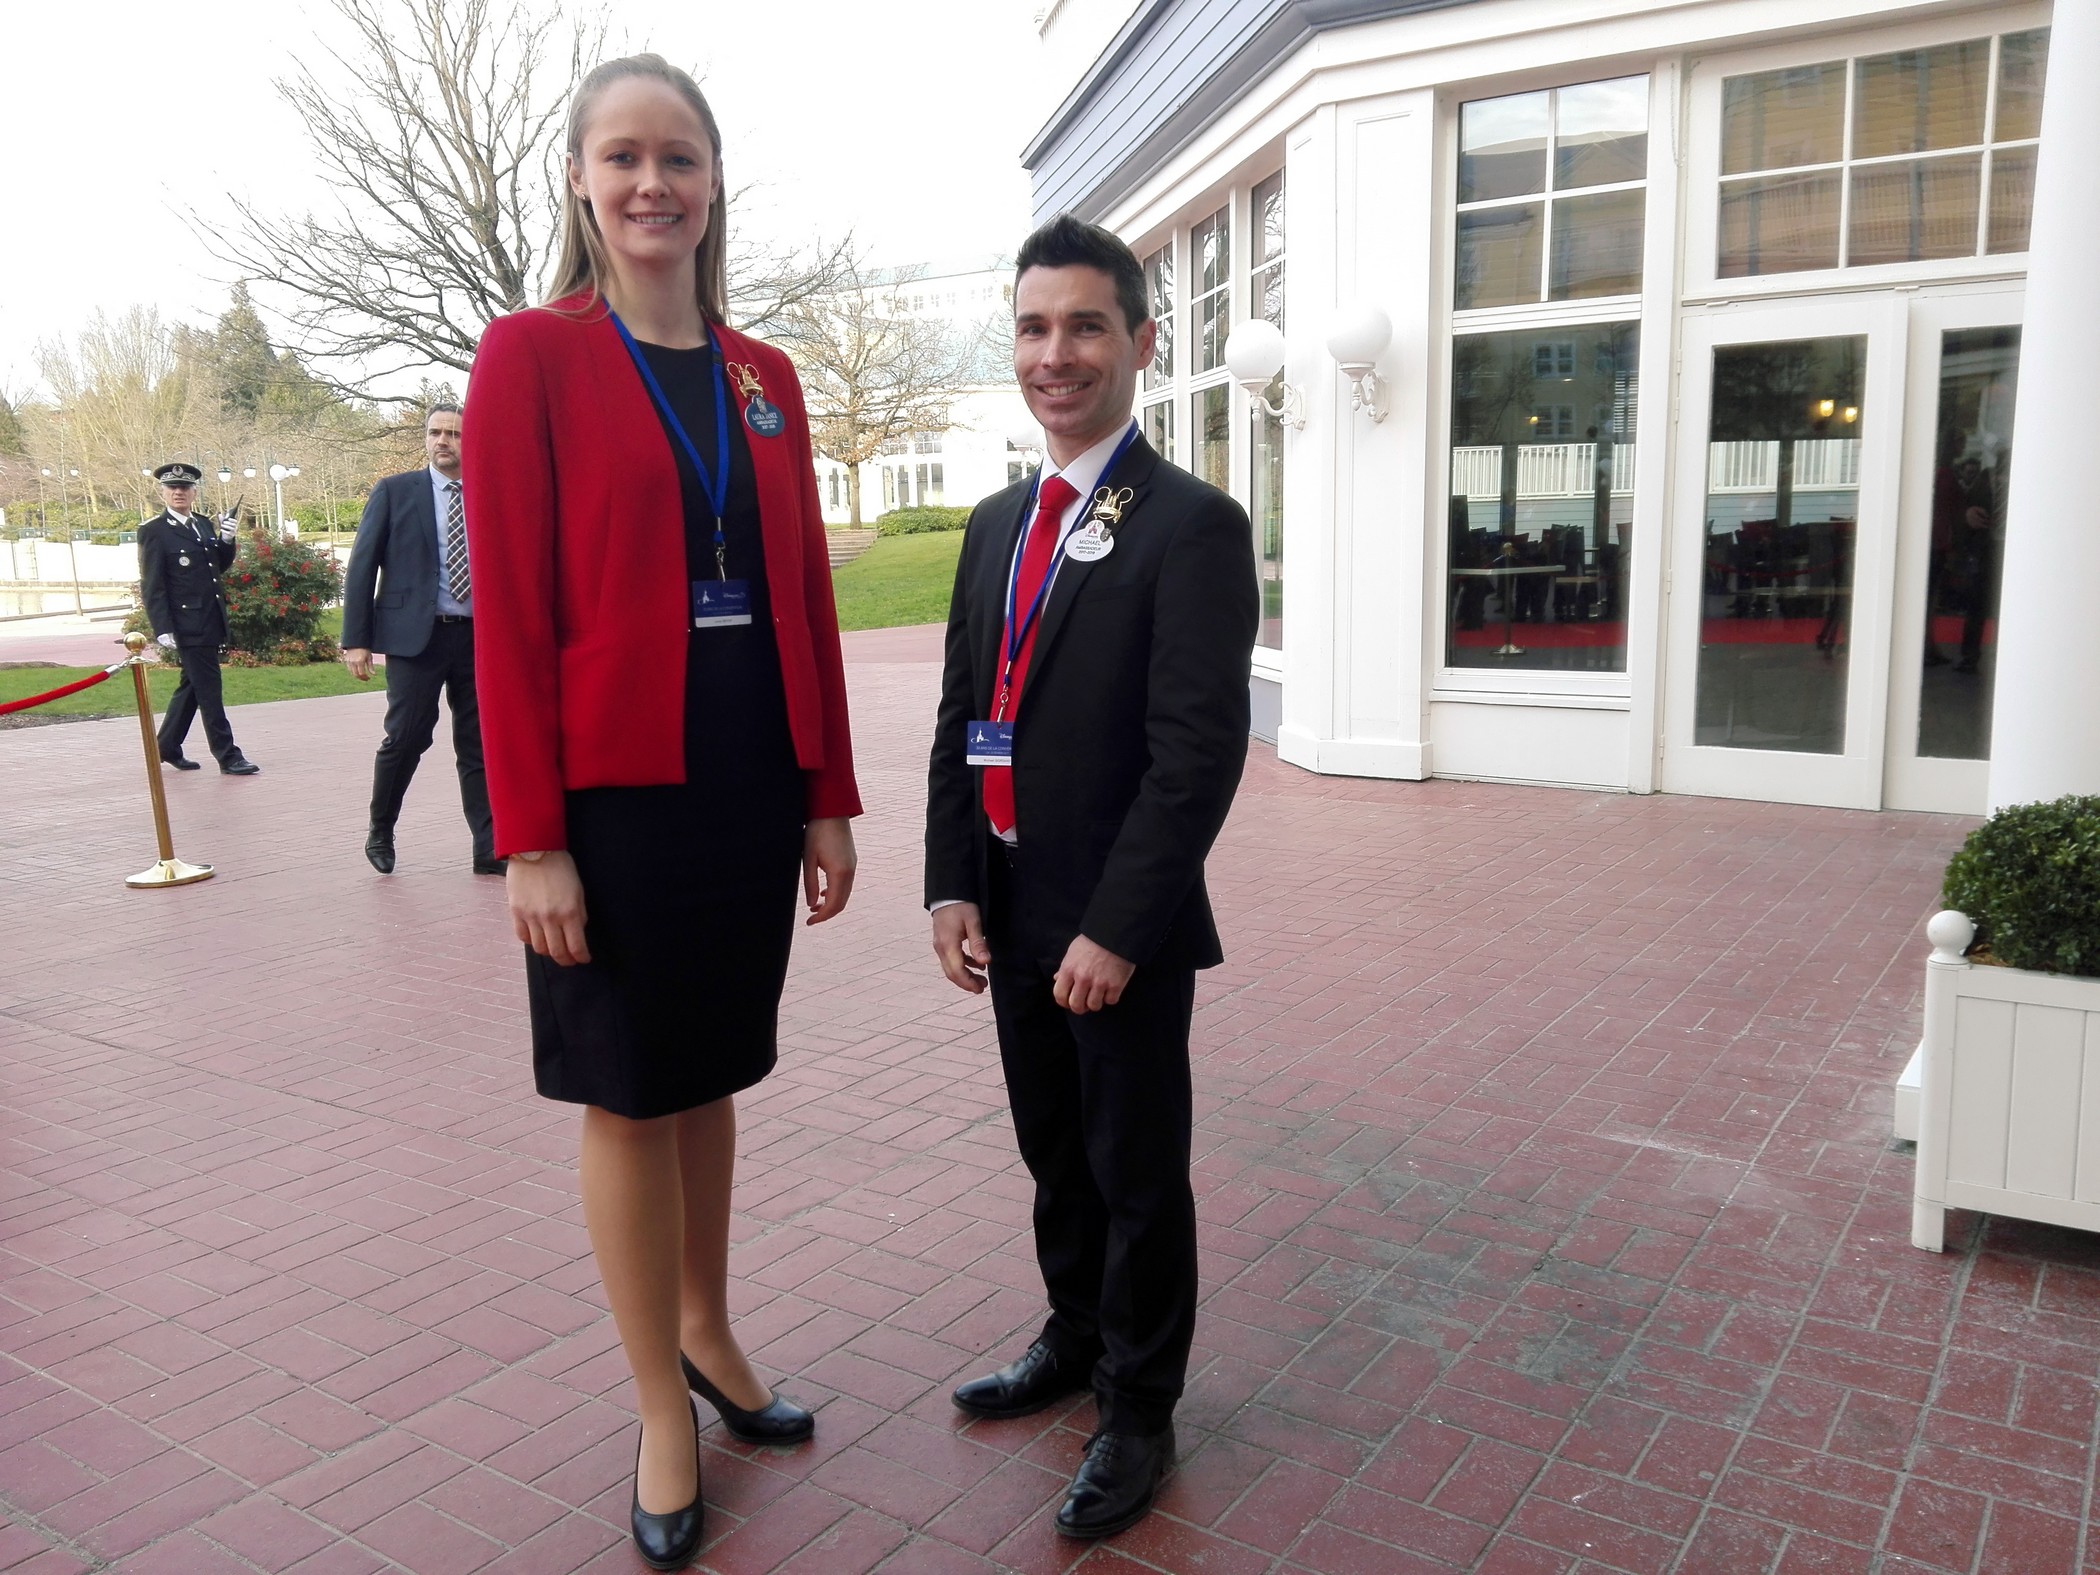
[435,613,473,624]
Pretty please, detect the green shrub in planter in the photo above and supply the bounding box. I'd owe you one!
[1941,794,2100,978]
[876,506,972,537]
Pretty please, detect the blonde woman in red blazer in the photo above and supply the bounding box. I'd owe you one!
[464,54,858,1570]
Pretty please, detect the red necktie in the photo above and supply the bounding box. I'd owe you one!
[983,474,1080,837]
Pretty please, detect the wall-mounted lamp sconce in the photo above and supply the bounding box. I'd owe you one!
[1222,317,1304,430]
[1006,425,1044,467]
[1325,303,1391,423]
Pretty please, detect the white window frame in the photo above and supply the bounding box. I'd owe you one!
[1682,4,2049,302]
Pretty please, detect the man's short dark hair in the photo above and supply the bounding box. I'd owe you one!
[426,402,462,425]
[1015,215,1148,334]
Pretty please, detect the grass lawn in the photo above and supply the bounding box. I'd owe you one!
[1,659,371,720]
[830,531,962,632]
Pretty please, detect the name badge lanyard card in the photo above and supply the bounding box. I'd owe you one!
[608,312,752,628]
[970,421,1140,767]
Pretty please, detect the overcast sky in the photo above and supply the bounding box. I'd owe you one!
[0,0,1044,397]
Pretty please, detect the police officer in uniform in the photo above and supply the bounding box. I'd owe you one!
[138,462,260,774]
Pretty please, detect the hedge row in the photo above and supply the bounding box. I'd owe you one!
[875,506,972,537]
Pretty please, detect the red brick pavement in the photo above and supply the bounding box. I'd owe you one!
[2,628,2096,1574]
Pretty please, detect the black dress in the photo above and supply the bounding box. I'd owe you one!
[526,338,806,1119]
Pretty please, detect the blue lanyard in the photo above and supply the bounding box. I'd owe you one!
[999,421,1140,706]
[609,312,732,571]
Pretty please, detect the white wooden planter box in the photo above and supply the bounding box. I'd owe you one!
[1912,911,2100,1251]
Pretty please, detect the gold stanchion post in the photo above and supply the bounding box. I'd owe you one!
[122,633,214,889]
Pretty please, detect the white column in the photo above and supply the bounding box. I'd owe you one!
[1988,4,2100,810]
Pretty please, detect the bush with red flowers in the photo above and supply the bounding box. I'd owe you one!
[221,529,342,661]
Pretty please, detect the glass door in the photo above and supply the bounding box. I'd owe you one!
[1883,290,2023,813]
[1662,298,1907,806]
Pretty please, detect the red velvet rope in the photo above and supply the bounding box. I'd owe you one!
[0,661,125,716]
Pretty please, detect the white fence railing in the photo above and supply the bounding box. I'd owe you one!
[1706,439,1860,493]
[1451,443,1637,500]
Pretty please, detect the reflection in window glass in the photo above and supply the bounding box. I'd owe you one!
[1718,171,1842,277]
[1456,204,1544,310]
[1456,78,1647,310]
[1918,327,2019,760]
[1987,148,2037,254]
[1253,171,1285,266]
[1721,62,1846,174]
[1717,30,2047,276]
[1460,90,1549,201]
[1192,208,1230,373]
[1196,385,1231,493]
[1445,322,1638,672]
[1555,77,1649,189]
[1995,29,2050,142]
[1143,245,1174,389]
[1848,156,1982,266]
[1550,189,1646,299]
[1251,380,1284,650]
[1142,399,1174,465]
[1853,42,1990,158]
[1693,336,1865,754]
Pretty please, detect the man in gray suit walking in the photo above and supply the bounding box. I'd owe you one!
[341,404,497,875]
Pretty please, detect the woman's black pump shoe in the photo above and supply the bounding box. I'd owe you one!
[681,1353,815,1444]
[630,1399,704,1570]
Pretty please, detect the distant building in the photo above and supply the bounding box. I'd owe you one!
[804,260,1036,525]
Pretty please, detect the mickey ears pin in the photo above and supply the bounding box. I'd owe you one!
[1065,486,1134,563]
[726,360,785,439]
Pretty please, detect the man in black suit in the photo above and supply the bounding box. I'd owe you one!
[138,462,259,775]
[340,404,497,874]
[925,216,1258,1539]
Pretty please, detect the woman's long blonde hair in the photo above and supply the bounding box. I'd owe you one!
[544,54,728,323]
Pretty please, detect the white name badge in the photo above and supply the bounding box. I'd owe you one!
[1064,525,1114,563]
[691,578,754,628]
[965,720,1014,766]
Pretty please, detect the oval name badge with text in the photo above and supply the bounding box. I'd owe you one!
[744,397,786,439]
[1064,525,1114,563]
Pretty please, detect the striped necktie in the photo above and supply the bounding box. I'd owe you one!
[443,481,470,603]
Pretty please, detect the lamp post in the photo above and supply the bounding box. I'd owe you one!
[217,467,233,518]
[268,463,301,536]
[51,465,85,616]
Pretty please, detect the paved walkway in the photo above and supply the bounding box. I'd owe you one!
[2,630,2093,1575]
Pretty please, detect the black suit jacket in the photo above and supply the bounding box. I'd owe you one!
[925,436,1259,972]
[342,470,449,657]
[138,512,236,649]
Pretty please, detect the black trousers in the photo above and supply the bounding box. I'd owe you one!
[157,643,237,765]
[369,619,492,858]
[987,854,1198,1436]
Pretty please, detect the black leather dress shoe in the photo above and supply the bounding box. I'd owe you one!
[681,1353,813,1444]
[365,827,396,874]
[160,752,201,771]
[952,1340,1093,1420]
[630,1399,704,1570]
[220,755,260,775]
[471,854,506,876]
[1055,1428,1173,1539]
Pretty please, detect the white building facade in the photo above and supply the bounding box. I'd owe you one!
[1024,0,2075,814]
[806,262,1036,526]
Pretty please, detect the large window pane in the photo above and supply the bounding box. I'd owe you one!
[1987,147,2038,254]
[1143,245,1174,389]
[1853,41,1990,159]
[1193,207,1230,373]
[1555,76,1649,189]
[1721,62,1846,174]
[1251,383,1284,651]
[1195,207,1229,293]
[1694,336,1865,753]
[1919,327,2018,760]
[1550,189,1644,298]
[1460,90,1549,201]
[1994,29,2051,142]
[1456,203,1543,309]
[1446,322,1638,672]
[1198,290,1231,373]
[1718,171,1841,276]
[1848,155,1982,266]
[1196,385,1230,493]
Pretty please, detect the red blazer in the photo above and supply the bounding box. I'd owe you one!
[463,293,861,857]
